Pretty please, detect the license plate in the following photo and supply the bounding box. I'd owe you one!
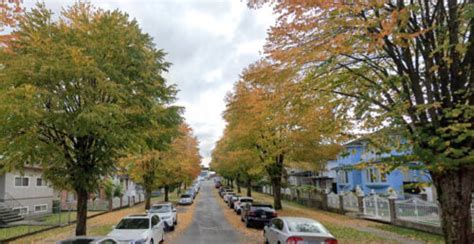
[261,215,267,218]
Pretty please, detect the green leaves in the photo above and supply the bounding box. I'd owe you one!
[0,2,178,193]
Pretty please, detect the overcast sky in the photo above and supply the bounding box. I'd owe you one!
[31,0,275,166]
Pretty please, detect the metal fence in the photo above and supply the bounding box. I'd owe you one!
[395,198,440,226]
[0,206,104,241]
[342,192,359,212]
[363,194,390,221]
[327,192,340,209]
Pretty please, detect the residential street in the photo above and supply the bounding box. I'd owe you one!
[1,1,471,243]
[174,181,241,244]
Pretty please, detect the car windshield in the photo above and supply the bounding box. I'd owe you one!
[150,205,171,213]
[287,220,328,234]
[253,204,272,208]
[116,218,149,229]
[59,238,97,244]
[181,194,191,198]
[241,199,253,202]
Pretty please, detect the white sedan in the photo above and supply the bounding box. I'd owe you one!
[148,203,178,231]
[234,196,253,214]
[108,214,164,244]
[263,217,337,244]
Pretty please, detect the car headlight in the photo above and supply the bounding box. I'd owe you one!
[133,238,148,244]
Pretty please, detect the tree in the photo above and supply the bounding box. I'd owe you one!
[122,122,201,207]
[157,123,201,202]
[103,179,122,210]
[249,1,473,242]
[0,3,176,235]
[0,0,22,45]
[213,61,343,209]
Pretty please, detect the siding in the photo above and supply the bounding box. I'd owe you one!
[1,169,54,213]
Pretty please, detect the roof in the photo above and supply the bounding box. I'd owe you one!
[279,216,321,223]
[151,202,172,206]
[126,214,149,218]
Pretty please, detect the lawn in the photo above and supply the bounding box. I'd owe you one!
[231,186,445,243]
[12,193,191,243]
[0,211,103,241]
[373,224,444,244]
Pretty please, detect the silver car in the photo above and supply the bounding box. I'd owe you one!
[263,217,337,244]
[178,193,193,205]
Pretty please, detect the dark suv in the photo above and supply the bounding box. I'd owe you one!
[240,202,277,228]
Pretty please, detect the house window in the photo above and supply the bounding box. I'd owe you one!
[366,168,387,183]
[34,204,48,213]
[13,206,29,215]
[36,177,45,187]
[337,170,349,184]
[14,176,29,187]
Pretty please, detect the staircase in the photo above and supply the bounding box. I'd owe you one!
[0,205,24,225]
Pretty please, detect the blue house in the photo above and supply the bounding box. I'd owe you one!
[328,138,433,200]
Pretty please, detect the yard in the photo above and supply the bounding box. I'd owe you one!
[228,187,445,244]
[9,189,191,243]
[0,211,103,241]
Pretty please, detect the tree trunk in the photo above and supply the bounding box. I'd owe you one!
[270,154,284,210]
[236,175,241,193]
[246,178,252,197]
[164,185,169,202]
[431,168,473,244]
[145,188,152,210]
[108,198,113,211]
[272,178,282,210]
[177,183,181,197]
[75,189,88,236]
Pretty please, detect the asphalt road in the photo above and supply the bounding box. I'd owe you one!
[174,180,241,244]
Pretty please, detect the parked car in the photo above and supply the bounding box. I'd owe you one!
[57,236,118,244]
[185,189,196,199]
[234,197,253,214]
[227,195,241,209]
[223,192,236,203]
[178,193,194,205]
[220,189,233,198]
[263,217,337,244]
[241,202,277,228]
[147,202,178,231]
[215,181,222,188]
[107,214,164,244]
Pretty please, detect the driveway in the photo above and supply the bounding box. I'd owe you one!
[173,180,241,244]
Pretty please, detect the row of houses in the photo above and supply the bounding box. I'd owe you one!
[0,166,144,225]
[287,137,436,201]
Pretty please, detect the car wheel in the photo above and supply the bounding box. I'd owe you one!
[240,216,244,222]
[174,218,178,225]
[170,224,175,231]
[245,218,251,228]
[150,239,154,244]
[237,209,241,215]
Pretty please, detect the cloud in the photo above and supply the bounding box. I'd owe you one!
[31,0,275,167]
